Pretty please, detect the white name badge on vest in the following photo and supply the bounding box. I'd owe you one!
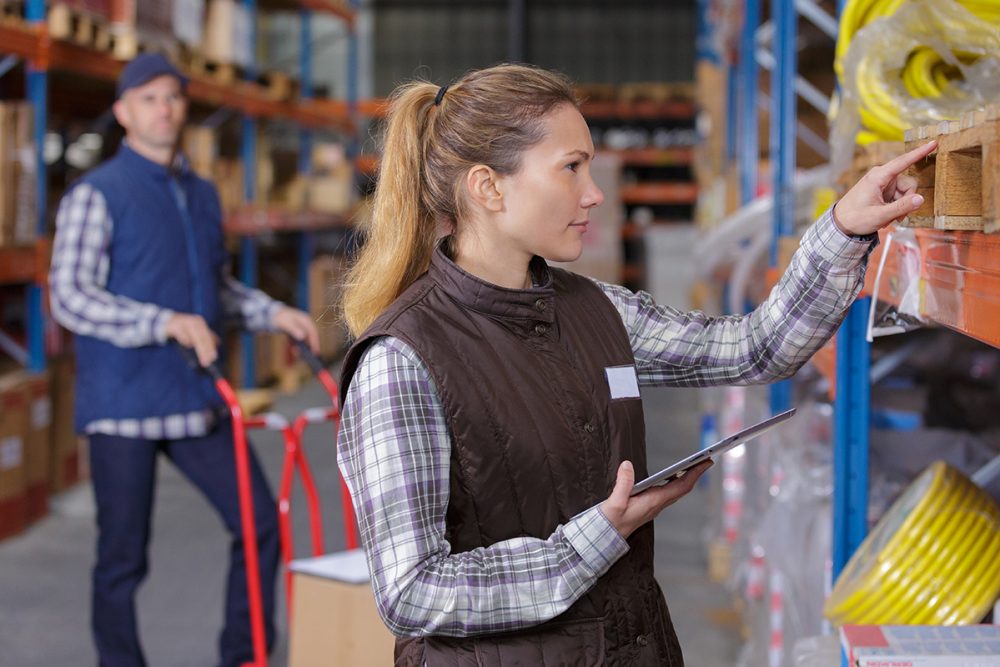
[605,365,641,400]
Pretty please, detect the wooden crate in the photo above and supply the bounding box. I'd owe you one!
[903,107,1000,232]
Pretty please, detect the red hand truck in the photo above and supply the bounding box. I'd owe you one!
[184,339,359,667]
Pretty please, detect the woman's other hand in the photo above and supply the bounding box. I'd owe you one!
[600,460,712,539]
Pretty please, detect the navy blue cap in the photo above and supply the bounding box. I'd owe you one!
[116,53,189,99]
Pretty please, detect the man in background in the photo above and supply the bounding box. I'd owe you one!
[49,53,319,667]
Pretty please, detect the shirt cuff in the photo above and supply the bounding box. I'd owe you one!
[264,301,284,331]
[563,505,630,577]
[153,308,176,345]
[801,206,878,275]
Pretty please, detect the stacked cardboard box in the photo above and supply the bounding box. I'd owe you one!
[201,0,253,68]
[22,371,52,523]
[49,355,83,494]
[0,102,36,248]
[309,254,345,360]
[0,373,28,540]
[307,142,355,216]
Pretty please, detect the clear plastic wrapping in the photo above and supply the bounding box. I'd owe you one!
[831,0,1000,177]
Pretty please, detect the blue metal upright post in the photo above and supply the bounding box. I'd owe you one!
[833,299,872,573]
[297,9,314,313]
[769,0,797,414]
[26,0,47,372]
[738,0,761,205]
[240,0,258,388]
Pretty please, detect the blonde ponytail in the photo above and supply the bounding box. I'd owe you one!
[343,83,439,337]
[342,64,578,337]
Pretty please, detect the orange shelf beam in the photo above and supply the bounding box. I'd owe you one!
[610,147,693,168]
[581,100,695,121]
[870,224,1000,349]
[0,25,352,130]
[0,21,44,62]
[225,208,353,235]
[0,239,50,286]
[355,154,379,175]
[621,182,698,206]
[296,0,356,24]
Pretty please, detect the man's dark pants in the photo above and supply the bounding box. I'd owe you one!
[88,420,279,667]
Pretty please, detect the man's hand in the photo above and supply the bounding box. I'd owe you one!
[833,140,938,237]
[164,313,219,367]
[272,306,321,354]
[600,460,712,539]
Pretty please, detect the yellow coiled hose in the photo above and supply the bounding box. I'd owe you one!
[836,0,1000,144]
[824,461,1000,626]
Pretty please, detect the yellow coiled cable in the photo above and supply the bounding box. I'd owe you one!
[824,461,1000,627]
[836,0,1000,144]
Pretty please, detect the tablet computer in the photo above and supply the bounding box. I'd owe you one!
[631,407,797,495]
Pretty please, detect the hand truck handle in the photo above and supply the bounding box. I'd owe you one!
[176,343,225,382]
[291,336,326,376]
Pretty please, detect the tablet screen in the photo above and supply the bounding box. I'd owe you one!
[631,407,797,495]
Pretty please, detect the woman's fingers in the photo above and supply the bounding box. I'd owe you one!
[876,140,937,185]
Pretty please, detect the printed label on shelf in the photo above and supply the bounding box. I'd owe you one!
[32,397,52,430]
[0,437,24,470]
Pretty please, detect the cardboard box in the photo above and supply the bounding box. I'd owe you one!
[307,170,354,216]
[49,356,83,493]
[0,373,29,540]
[21,371,51,524]
[308,255,345,360]
[288,550,395,667]
[842,625,1000,666]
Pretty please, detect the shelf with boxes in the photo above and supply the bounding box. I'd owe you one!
[582,83,698,291]
[0,0,360,532]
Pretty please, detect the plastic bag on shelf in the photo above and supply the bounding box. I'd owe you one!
[831,0,1000,177]
[866,226,927,340]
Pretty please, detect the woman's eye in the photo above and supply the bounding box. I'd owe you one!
[567,162,580,172]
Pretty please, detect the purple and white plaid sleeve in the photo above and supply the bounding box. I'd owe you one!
[49,183,175,347]
[337,336,629,638]
[219,272,282,332]
[595,208,876,387]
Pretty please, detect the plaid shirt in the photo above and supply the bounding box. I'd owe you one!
[49,181,281,439]
[337,209,875,638]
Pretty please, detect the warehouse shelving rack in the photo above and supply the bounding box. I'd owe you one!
[0,0,360,387]
[722,0,1000,660]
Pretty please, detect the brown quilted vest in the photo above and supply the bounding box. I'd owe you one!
[340,244,683,666]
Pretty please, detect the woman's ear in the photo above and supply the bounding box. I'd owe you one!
[464,164,504,213]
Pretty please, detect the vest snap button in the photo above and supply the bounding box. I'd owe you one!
[636,635,649,647]
[584,422,595,433]
[534,298,546,312]
[534,323,548,336]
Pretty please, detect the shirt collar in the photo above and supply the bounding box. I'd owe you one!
[428,238,556,324]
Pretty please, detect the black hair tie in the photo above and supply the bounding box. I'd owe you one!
[434,84,450,106]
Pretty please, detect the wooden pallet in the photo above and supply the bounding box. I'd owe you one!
[835,141,904,194]
[182,50,239,86]
[47,3,101,45]
[256,70,298,102]
[95,25,141,61]
[0,1,24,25]
[904,107,1000,232]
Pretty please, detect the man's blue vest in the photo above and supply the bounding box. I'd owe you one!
[73,144,227,431]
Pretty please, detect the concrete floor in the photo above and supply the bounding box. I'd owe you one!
[0,375,741,666]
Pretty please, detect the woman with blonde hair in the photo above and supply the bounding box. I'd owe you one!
[337,63,933,665]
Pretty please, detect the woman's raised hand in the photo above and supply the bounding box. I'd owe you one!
[833,140,938,237]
